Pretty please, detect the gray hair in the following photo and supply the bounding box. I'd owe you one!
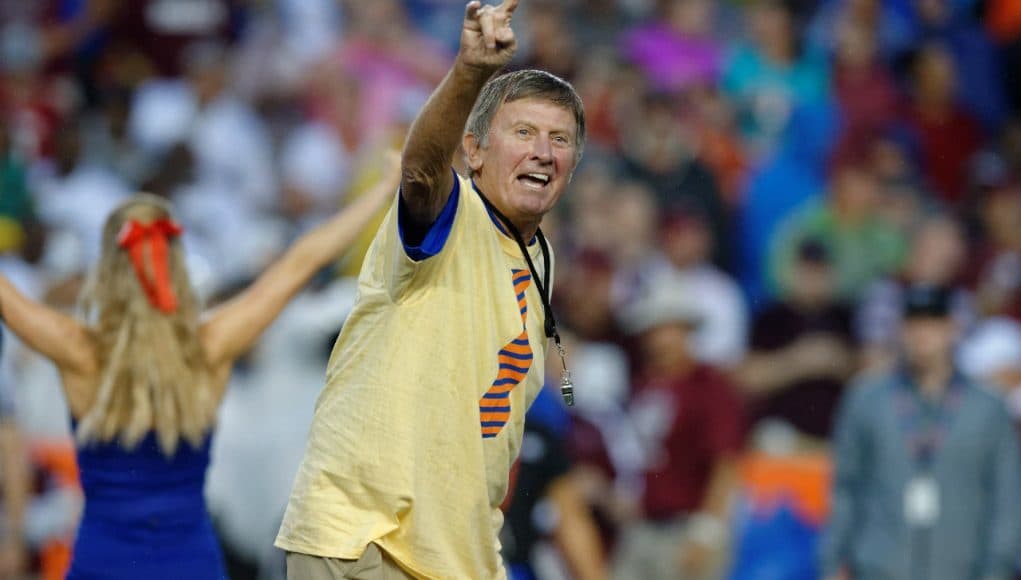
[464,69,586,166]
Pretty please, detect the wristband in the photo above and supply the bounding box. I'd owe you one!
[687,513,726,548]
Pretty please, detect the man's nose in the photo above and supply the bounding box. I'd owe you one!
[531,136,553,162]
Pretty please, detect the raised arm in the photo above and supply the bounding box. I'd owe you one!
[200,154,401,370]
[0,277,95,376]
[400,0,519,225]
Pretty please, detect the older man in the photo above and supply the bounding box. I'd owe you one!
[276,1,586,578]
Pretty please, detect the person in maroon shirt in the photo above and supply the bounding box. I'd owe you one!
[901,42,983,205]
[613,282,746,580]
[832,21,899,150]
[738,239,856,440]
[106,0,240,76]
[964,179,1021,322]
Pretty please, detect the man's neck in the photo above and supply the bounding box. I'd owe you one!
[916,98,953,121]
[517,221,539,241]
[495,204,539,241]
[763,43,793,66]
[651,357,696,382]
[831,201,868,226]
[472,179,540,240]
[911,360,954,401]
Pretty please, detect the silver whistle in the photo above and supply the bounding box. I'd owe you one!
[560,370,575,407]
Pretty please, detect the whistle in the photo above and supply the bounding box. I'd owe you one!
[560,374,575,407]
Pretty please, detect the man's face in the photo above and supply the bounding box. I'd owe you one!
[902,316,957,369]
[465,97,579,227]
[662,221,711,270]
[791,260,833,307]
[915,45,956,101]
[834,166,879,217]
[751,3,791,49]
[909,220,964,285]
[639,323,692,377]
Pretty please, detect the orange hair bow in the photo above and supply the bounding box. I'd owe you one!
[116,218,184,313]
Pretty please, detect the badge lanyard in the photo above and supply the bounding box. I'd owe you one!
[475,187,575,406]
[893,380,962,471]
[893,378,962,528]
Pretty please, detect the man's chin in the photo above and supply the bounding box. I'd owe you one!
[510,204,551,224]
[512,191,562,216]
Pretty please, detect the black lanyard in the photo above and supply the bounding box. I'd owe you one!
[475,186,575,405]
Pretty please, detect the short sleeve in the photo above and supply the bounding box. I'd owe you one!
[397,170,460,262]
[704,375,747,456]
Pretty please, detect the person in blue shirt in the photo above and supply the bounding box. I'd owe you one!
[0,162,399,579]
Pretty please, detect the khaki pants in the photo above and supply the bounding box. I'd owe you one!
[611,518,728,580]
[286,544,416,580]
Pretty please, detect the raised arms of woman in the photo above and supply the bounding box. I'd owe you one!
[0,277,96,376]
[200,153,401,371]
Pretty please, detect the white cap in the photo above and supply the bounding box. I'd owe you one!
[958,317,1021,380]
[570,342,630,413]
[128,79,198,153]
[618,272,702,336]
[281,122,350,206]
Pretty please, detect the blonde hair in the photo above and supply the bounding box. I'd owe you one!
[76,194,214,456]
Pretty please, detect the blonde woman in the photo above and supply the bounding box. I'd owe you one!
[0,155,400,579]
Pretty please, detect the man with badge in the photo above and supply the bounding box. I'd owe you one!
[822,284,1021,580]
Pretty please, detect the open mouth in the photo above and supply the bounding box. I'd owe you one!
[517,173,551,189]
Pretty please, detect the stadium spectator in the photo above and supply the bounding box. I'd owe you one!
[769,152,905,302]
[739,238,855,441]
[857,214,974,373]
[823,284,1021,580]
[901,42,983,204]
[613,280,746,580]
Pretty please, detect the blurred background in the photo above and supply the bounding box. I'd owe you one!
[0,0,1020,578]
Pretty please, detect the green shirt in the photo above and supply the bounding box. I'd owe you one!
[769,200,906,301]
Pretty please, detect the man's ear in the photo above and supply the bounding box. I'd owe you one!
[463,133,484,172]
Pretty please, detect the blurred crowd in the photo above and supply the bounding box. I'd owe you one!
[1,0,1021,578]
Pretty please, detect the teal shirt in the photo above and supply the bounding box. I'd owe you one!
[0,155,33,222]
[721,44,830,157]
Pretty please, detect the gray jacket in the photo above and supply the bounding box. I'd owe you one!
[821,371,1021,580]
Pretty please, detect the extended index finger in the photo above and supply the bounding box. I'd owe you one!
[499,0,519,17]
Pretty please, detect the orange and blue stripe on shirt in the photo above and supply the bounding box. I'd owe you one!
[480,269,533,439]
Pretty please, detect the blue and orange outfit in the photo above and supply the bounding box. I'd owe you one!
[67,429,226,579]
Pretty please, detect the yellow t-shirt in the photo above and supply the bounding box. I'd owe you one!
[275,174,551,579]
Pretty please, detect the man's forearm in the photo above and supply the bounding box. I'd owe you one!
[686,456,738,552]
[0,424,26,540]
[401,60,496,220]
[549,475,607,580]
[698,456,738,519]
[737,351,801,395]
